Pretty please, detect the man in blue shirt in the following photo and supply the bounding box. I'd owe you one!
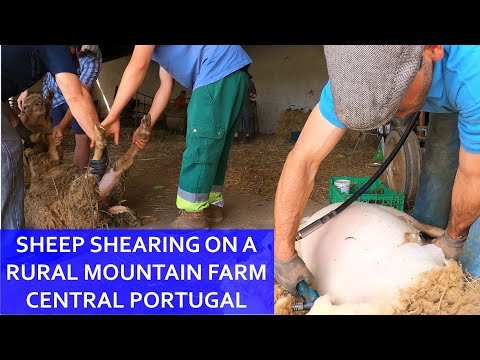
[274,45,480,294]
[101,45,252,229]
[1,45,104,229]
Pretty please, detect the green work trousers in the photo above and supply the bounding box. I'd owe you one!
[176,70,248,212]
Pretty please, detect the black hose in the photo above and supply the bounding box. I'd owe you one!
[296,112,420,241]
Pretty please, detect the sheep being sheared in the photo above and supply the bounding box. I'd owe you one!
[18,91,62,186]
[275,202,480,315]
[20,92,152,229]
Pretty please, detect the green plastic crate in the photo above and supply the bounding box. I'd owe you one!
[328,176,405,211]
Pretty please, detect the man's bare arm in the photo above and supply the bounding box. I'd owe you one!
[55,73,98,143]
[56,107,75,129]
[56,84,91,131]
[274,106,346,260]
[149,67,174,126]
[131,67,174,150]
[99,45,155,144]
[447,146,480,238]
[103,45,155,123]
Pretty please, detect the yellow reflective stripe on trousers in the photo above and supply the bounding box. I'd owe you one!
[176,195,210,212]
[208,191,224,207]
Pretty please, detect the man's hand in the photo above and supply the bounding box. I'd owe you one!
[433,231,467,261]
[17,90,28,110]
[51,125,64,146]
[101,115,120,145]
[274,252,315,294]
[132,125,150,150]
[97,45,156,147]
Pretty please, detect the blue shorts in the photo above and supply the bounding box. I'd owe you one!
[50,102,85,135]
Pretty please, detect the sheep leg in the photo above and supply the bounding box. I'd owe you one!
[88,123,108,186]
[98,114,151,198]
[29,133,46,144]
[92,123,107,161]
[46,134,62,163]
[27,133,49,155]
[28,133,61,163]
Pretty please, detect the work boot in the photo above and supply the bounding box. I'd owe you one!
[169,210,209,229]
[205,204,224,223]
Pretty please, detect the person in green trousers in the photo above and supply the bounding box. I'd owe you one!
[102,45,252,229]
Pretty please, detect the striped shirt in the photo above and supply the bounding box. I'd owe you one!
[42,51,102,108]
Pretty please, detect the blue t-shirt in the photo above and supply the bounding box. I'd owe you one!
[1,45,77,102]
[152,45,252,90]
[319,45,480,154]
